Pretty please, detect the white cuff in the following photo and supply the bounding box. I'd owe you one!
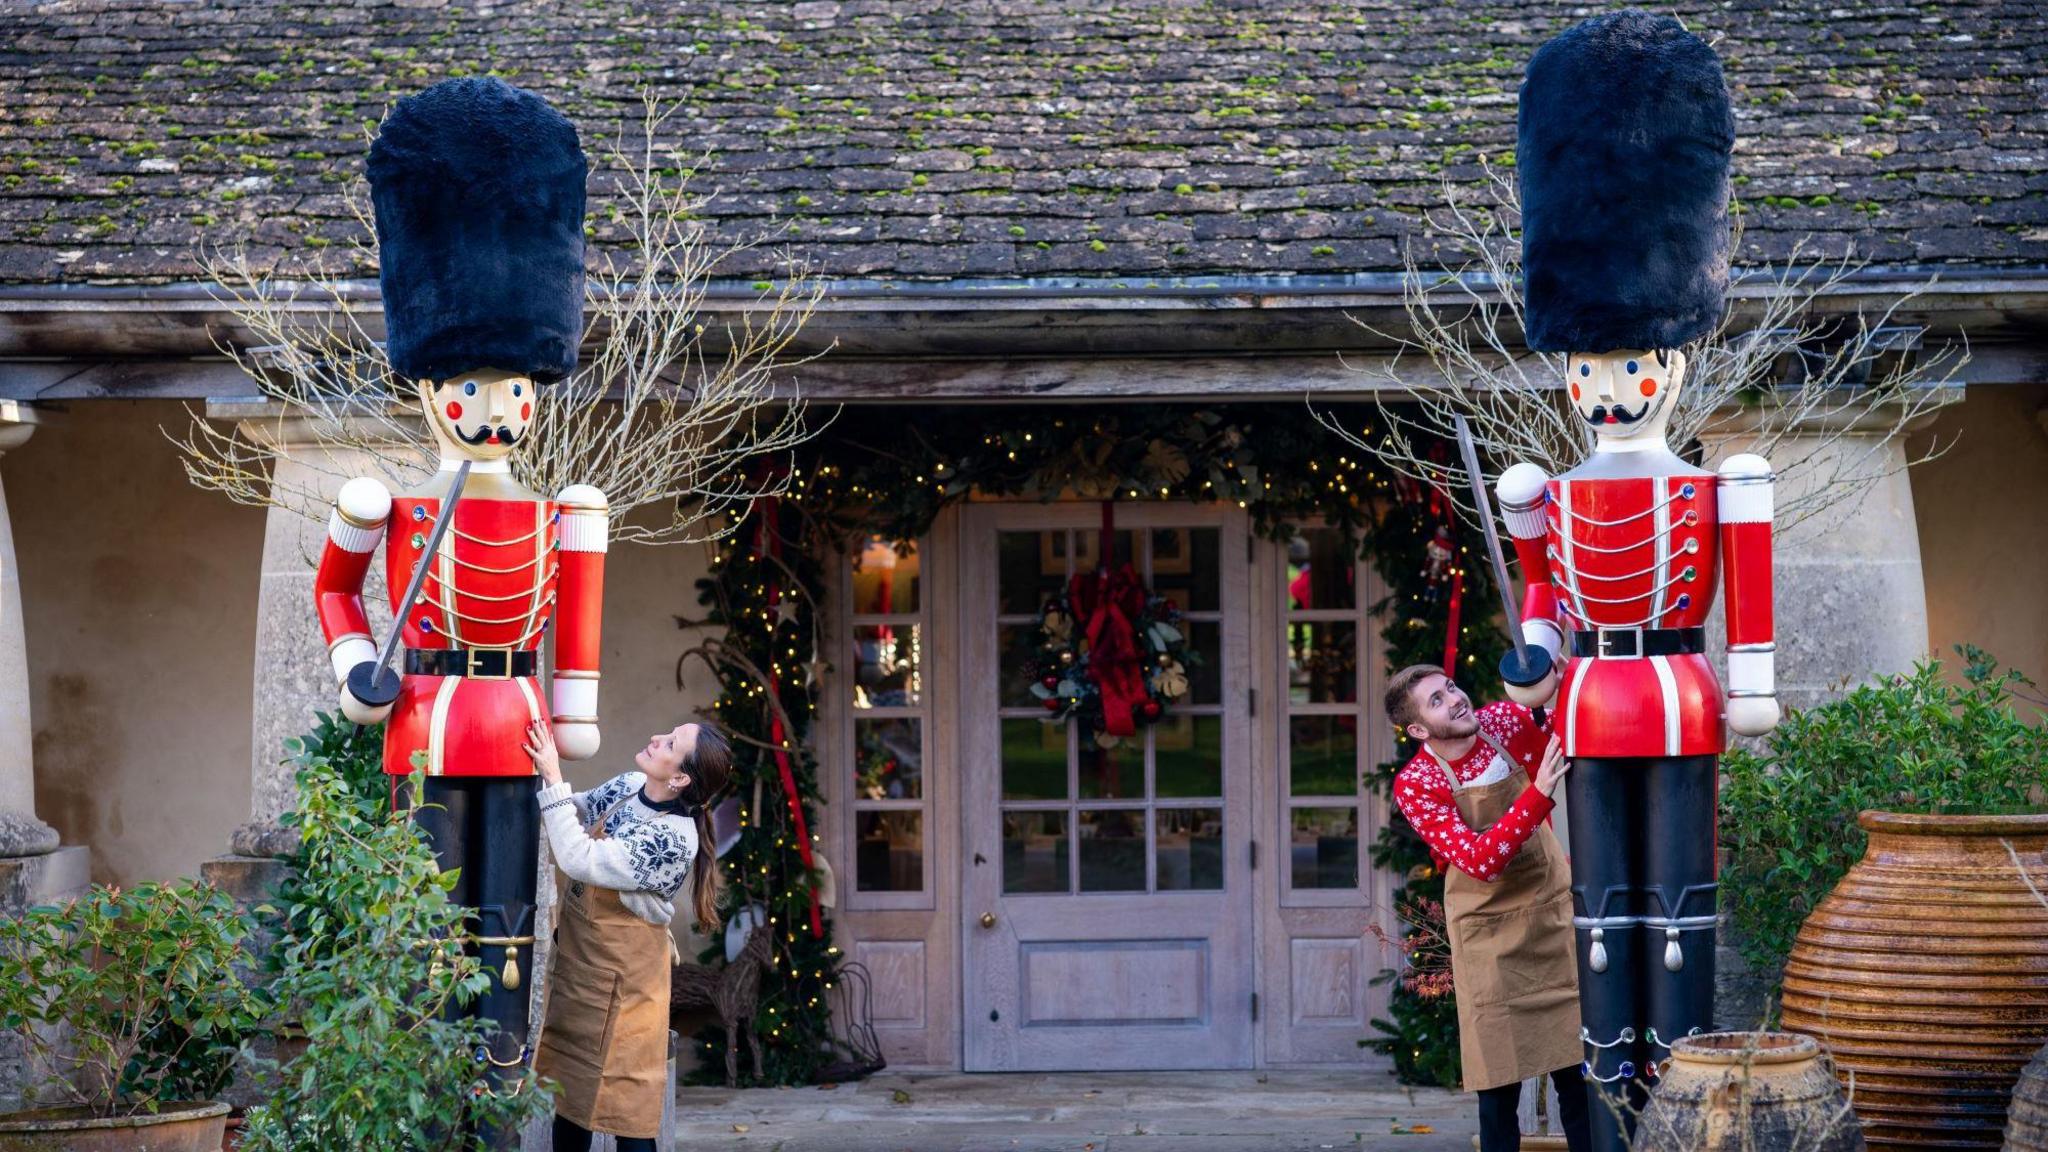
[536,781,574,808]
[329,635,375,684]
[1728,646,1775,694]
[1523,618,1565,659]
[1497,463,1551,539]
[557,485,610,553]
[552,676,599,719]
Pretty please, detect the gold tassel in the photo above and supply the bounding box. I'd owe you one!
[502,943,522,991]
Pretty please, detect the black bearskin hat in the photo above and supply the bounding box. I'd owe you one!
[1517,9,1734,353]
[369,77,587,384]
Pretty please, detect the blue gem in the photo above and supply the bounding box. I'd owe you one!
[1620,1061,1636,1078]
[1676,594,1692,609]
[411,505,427,522]
[1680,483,1696,499]
[420,618,435,634]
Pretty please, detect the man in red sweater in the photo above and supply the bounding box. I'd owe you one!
[1388,665,1590,1152]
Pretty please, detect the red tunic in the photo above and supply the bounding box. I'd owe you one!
[1393,702,1556,882]
[314,485,604,778]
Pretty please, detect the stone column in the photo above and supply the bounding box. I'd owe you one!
[207,402,419,857]
[1700,403,1939,711]
[1700,399,1943,1029]
[0,400,88,909]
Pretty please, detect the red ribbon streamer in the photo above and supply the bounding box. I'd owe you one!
[755,495,824,939]
[1442,564,1464,677]
[1069,501,1150,738]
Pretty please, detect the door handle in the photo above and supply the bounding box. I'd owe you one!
[980,912,996,929]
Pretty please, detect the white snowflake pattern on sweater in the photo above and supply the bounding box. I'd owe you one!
[1392,701,1555,883]
[537,771,699,926]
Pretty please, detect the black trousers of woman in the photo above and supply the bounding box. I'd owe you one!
[1566,756,1719,1152]
[552,1115,655,1152]
[1478,1064,1594,1152]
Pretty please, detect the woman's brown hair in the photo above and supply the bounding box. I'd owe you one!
[679,722,733,931]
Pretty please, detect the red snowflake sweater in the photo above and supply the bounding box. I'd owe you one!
[1393,700,1555,882]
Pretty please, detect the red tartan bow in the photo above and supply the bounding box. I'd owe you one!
[1068,562,1150,737]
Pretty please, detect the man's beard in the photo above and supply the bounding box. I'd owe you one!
[1422,712,1480,741]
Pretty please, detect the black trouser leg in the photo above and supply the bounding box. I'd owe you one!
[1567,757,1646,1152]
[1643,755,1719,1059]
[1549,1062,1594,1152]
[1477,1080,1523,1152]
[551,1115,592,1152]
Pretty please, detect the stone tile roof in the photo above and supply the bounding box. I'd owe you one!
[1,0,2044,287]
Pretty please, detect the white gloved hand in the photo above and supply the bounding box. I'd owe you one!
[1505,665,1561,710]
[1727,695,1782,737]
[552,720,601,761]
[338,683,393,726]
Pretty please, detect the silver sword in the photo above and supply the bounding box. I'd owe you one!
[1452,417,1552,719]
[348,459,473,713]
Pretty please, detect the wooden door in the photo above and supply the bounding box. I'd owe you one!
[960,503,1254,1071]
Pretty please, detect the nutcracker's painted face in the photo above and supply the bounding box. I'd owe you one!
[417,367,536,462]
[1401,672,1480,744]
[1566,348,1685,446]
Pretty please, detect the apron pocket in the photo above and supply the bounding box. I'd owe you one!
[1451,890,1577,1009]
[539,968,623,1076]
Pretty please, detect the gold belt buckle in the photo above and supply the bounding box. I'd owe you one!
[467,646,515,679]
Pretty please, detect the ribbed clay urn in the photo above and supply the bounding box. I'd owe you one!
[1636,1032,1864,1152]
[1781,811,2048,1151]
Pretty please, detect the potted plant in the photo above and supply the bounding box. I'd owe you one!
[0,880,263,1152]
[1721,646,2048,1150]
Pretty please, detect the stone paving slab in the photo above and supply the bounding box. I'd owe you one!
[673,1070,1477,1152]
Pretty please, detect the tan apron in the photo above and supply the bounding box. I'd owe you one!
[1435,730,1583,1093]
[534,799,674,1139]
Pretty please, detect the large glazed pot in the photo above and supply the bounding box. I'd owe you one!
[1781,811,2048,1151]
[0,1101,229,1152]
[1637,1032,1864,1152]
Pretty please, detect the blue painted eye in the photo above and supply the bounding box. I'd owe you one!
[463,381,477,396]
[1579,363,1591,377]
[1625,360,1639,374]
[512,383,522,397]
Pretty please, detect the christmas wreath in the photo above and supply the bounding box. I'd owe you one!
[1028,561,1196,745]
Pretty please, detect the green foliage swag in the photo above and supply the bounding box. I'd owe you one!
[694,402,1497,1086]
[1719,647,2048,991]
[0,881,261,1118]
[237,716,550,1150]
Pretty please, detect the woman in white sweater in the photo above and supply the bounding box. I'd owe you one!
[526,717,730,1152]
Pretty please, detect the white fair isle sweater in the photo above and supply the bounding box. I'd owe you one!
[537,771,700,926]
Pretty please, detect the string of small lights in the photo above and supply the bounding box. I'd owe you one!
[690,402,1503,1086]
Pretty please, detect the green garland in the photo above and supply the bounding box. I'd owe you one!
[692,402,1501,1086]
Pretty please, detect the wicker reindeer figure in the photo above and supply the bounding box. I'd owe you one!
[672,920,772,1086]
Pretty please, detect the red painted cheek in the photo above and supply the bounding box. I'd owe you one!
[1639,378,1658,397]
[521,403,532,420]
[1570,382,1581,401]
[445,401,463,420]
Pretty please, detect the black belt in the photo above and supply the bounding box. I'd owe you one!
[404,647,537,679]
[1570,627,1706,659]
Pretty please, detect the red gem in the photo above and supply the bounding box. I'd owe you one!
[1041,675,1059,688]
[1140,700,1161,720]
[1042,698,1061,711]
[446,402,463,419]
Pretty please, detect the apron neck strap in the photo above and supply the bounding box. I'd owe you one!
[1426,727,1513,791]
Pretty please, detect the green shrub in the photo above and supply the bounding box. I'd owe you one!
[0,881,262,1117]
[236,746,547,1150]
[1720,646,2048,985]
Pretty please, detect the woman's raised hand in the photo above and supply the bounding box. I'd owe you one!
[524,719,564,788]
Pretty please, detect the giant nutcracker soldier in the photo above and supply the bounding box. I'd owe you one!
[1491,13,1778,1150]
[313,77,606,1069]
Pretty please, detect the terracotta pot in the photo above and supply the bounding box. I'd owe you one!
[0,1101,230,1152]
[1637,1031,1864,1152]
[1781,811,2048,1151]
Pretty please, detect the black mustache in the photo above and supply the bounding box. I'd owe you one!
[1585,403,1648,425]
[457,425,518,446]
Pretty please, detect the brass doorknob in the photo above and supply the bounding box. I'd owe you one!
[980,912,996,929]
